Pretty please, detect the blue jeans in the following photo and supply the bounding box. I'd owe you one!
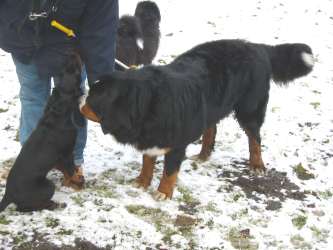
[12,56,87,166]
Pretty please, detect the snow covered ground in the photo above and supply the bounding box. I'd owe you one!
[1,0,333,249]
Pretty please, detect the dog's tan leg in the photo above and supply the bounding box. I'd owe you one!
[245,130,265,173]
[154,147,185,200]
[134,154,156,189]
[154,169,179,200]
[189,125,217,162]
[197,125,217,161]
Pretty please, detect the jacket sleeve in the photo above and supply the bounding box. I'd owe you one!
[78,0,119,85]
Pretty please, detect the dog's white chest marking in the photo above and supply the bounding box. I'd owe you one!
[301,52,314,68]
[136,38,144,50]
[141,147,169,156]
[79,94,88,109]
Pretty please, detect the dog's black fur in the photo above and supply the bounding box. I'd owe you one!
[116,15,143,68]
[0,54,83,212]
[84,39,313,197]
[135,1,161,65]
[116,1,161,69]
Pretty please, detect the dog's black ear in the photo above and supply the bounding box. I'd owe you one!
[99,86,133,134]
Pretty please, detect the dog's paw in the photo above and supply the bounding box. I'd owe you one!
[188,154,209,162]
[132,177,151,190]
[46,201,67,211]
[152,190,169,201]
[132,180,147,191]
[250,166,266,176]
[56,202,67,210]
[62,180,84,191]
[62,168,85,191]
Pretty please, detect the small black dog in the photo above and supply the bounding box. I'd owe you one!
[0,53,83,212]
[116,1,161,69]
[116,15,144,69]
[81,39,314,200]
[135,1,161,65]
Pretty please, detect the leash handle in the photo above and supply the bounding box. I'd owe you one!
[51,20,76,37]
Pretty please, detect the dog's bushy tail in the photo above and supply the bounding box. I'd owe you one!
[265,43,314,85]
[0,192,11,212]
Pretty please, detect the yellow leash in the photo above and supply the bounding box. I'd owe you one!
[51,20,76,38]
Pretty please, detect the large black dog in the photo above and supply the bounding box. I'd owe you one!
[80,39,314,200]
[116,1,161,69]
[0,54,84,212]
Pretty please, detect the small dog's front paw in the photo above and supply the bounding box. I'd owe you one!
[62,167,85,191]
[47,201,67,211]
[250,165,266,176]
[57,202,67,209]
[188,153,209,162]
[62,178,85,191]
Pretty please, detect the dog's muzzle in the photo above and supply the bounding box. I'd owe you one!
[79,95,101,123]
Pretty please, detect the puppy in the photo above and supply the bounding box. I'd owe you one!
[116,1,161,69]
[134,1,161,65]
[116,15,143,70]
[80,39,314,200]
[0,54,84,212]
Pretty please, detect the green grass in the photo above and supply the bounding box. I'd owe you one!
[233,193,244,202]
[293,163,315,180]
[290,235,312,249]
[0,230,10,236]
[292,215,307,230]
[12,232,27,245]
[161,227,178,245]
[177,186,200,205]
[0,108,8,113]
[317,190,333,199]
[205,201,220,213]
[126,204,171,232]
[45,217,60,229]
[310,102,320,109]
[70,194,85,207]
[206,218,215,230]
[56,228,73,235]
[310,226,329,242]
[231,208,249,220]
[0,215,12,225]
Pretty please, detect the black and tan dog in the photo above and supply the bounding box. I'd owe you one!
[116,1,161,69]
[80,39,314,200]
[0,54,84,212]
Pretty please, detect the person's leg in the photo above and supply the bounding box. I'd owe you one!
[73,68,87,166]
[12,56,51,145]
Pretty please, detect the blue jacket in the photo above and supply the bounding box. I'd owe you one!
[0,0,119,84]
